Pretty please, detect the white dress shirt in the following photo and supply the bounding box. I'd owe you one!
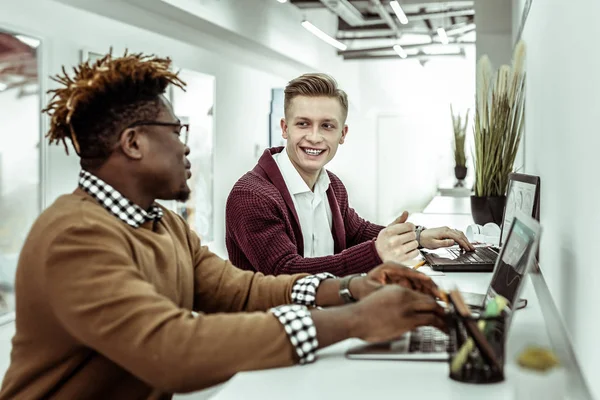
[273,149,334,258]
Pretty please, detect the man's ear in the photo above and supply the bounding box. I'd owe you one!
[339,125,349,145]
[119,128,144,160]
[280,118,289,139]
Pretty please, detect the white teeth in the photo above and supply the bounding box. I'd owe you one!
[304,148,323,156]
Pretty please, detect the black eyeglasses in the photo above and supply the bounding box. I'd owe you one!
[127,120,190,146]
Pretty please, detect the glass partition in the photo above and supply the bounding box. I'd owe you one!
[0,29,41,317]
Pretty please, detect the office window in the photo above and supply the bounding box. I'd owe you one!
[0,29,41,316]
[162,68,215,243]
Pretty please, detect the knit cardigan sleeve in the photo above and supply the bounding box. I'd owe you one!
[226,187,382,276]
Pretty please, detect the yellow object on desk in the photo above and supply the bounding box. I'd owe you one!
[413,260,426,270]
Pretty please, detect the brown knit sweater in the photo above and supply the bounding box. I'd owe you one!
[0,189,304,399]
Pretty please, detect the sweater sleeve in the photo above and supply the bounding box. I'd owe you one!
[188,228,309,313]
[44,222,300,393]
[227,188,382,276]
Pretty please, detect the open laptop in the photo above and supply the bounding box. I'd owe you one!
[422,173,540,272]
[346,212,541,361]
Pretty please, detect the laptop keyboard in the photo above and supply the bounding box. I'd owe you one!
[408,327,455,353]
[446,246,498,264]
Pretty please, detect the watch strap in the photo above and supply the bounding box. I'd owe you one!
[339,273,367,304]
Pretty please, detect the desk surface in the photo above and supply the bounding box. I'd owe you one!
[210,197,587,400]
[213,274,548,400]
[423,196,472,215]
[409,212,474,233]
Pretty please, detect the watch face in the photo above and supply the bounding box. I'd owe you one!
[339,288,355,303]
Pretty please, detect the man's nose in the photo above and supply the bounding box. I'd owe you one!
[306,127,323,142]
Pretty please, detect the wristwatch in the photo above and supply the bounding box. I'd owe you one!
[339,273,367,304]
[415,225,426,248]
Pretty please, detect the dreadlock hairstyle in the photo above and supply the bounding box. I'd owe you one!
[43,51,186,163]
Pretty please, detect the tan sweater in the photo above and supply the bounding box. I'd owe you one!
[0,189,305,399]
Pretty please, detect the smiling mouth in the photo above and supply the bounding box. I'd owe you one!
[302,147,325,156]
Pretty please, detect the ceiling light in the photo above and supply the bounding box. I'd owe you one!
[437,28,449,45]
[276,0,288,3]
[15,34,40,49]
[302,21,347,51]
[0,82,7,92]
[390,1,409,24]
[393,44,407,59]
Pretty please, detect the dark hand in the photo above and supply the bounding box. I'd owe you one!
[349,285,447,343]
[349,262,442,301]
[419,226,475,251]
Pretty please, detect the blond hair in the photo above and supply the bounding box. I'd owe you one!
[284,73,348,122]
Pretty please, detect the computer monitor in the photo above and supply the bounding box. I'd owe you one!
[500,173,541,246]
[486,212,541,323]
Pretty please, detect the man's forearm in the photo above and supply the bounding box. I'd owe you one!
[310,305,359,349]
[314,275,368,308]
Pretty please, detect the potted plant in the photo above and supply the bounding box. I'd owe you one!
[471,41,526,225]
[451,105,469,185]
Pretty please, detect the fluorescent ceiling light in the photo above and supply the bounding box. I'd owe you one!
[393,44,407,59]
[276,0,287,3]
[437,27,449,45]
[302,21,347,51]
[390,1,409,24]
[15,34,40,49]
[0,82,7,92]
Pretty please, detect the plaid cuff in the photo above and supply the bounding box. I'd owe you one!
[270,304,318,364]
[291,272,336,307]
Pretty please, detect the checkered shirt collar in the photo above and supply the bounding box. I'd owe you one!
[78,170,163,228]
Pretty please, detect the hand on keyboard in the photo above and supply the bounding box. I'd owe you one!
[419,227,476,251]
[350,285,447,343]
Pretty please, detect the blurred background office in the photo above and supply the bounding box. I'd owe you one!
[0,0,598,398]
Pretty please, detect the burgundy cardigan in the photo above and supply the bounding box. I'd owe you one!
[225,147,384,276]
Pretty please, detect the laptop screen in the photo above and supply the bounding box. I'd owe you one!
[500,179,538,246]
[485,216,538,312]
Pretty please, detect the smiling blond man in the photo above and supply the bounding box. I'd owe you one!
[225,73,473,277]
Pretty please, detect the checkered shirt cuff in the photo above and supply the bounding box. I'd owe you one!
[270,304,318,364]
[290,272,336,307]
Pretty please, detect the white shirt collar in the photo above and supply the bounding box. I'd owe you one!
[275,148,330,196]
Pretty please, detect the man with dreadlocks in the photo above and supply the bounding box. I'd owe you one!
[0,52,446,399]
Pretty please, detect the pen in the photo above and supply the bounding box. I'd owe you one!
[413,260,426,270]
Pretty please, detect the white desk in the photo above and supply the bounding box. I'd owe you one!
[409,212,474,233]
[208,197,590,400]
[423,196,472,215]
[212,275,550,400]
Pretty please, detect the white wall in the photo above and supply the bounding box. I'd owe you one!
[331,53,476,225]
[520,0,600,397]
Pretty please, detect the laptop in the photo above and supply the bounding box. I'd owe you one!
[346,212,541,361]
[422,173,540,272]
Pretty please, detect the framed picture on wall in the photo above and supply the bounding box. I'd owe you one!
[80,49,104,64]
